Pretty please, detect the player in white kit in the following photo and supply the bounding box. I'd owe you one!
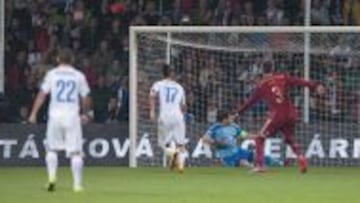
[149,64,187,173]
[29,49,91,192]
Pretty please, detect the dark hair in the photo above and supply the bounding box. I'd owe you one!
[263,61,274,73]
[217,110,231,122]
[163,64,174,77]
[57,48,73,64]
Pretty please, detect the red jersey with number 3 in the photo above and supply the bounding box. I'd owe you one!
[239,74,318,120]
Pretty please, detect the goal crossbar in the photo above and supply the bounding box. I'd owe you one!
[130,26,360,33]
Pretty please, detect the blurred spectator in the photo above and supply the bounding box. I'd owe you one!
[248,55,263,80]
[325,70,343,117]
[311,0,330,25]
[106,59,123,88]
[329,0,344,25]
[105,97,119,123]
[27,41,42,70]
[185,90,196,123]
[343,0,360,25]
[206,99,218,123]
[283,0,303,25]
[241,1,255,26]
[0,93,13,123]
[6,51,31,92]
[143,1,160,25]
[81,57,98,88]
[92,40,113,74]
[91,75,115,123]
[3,0,360,124]
[117,77,129,121]
[266,0,284,25]
[18,106,30,124]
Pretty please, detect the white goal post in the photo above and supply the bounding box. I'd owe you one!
[0,0,4,93]
[129,26,360,168]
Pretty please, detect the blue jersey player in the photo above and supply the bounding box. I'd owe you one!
[201,111,282,168]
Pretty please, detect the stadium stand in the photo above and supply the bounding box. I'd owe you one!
[3,0,355,123]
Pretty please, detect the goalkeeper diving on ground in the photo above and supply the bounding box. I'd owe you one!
[201,110,282,168]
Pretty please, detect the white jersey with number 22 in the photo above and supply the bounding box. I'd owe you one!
[41,65,90,120]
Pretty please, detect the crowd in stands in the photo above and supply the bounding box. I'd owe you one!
[2,0,360,123]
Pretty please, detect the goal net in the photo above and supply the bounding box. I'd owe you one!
[130,27,360,167]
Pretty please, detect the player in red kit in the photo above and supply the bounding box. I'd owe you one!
[238,61,325,173]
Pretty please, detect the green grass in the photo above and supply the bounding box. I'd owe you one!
[0,167,358,203]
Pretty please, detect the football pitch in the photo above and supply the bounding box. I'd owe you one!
[0,167,358,203]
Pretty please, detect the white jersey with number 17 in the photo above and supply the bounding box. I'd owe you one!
[41,65,90,120]
[150,79,185,117]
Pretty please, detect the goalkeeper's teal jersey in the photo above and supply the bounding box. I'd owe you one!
[206,123,248,158]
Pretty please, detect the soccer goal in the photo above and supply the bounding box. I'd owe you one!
[129,26,360,168]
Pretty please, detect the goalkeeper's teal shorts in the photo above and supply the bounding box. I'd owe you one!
[221,148,252,167]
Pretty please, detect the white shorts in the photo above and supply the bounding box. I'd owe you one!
[157,113,186,148]
[46,115,83,156]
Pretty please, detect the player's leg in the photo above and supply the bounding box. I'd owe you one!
[157,119,179,170]
[221,149,252,168]
[281,121,307,173]
[157,120,176,157]
[254,118,278,172]
[45,119,62,192]
[173,116,187,173]
[70,152,84,192]
[221,155,237,167]
[45,150,58,192]
[65,118,84,192]
[235,148,253,168]
[264,155,284,167]
[254,136,265,169]
[166,141,178,170]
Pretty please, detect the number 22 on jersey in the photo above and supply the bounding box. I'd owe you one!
[56,79,77,103]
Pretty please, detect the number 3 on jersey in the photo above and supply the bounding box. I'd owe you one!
[271,86,284,103]
[56,79,76,103]
[165,87,178,103]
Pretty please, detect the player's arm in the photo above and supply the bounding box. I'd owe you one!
[180,86,186,113]
[234,125,256,141]
[80,96,92,123]
[29,73,51,123]
[237,129,249,140]
[287,75,325,95]
[29,91,47,123]
[149,84,158,121]
[238,87,261,115]
[79,74,92,123]
[201,134,214,145]
[201,134,229,148]
[201,125,218,146]
[238,130,258,140]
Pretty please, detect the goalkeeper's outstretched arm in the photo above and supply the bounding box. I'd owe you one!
[201,134,214,145]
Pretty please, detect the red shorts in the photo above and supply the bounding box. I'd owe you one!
[260,114,297,139]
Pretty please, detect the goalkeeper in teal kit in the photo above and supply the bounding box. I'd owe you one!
[201,111,282,168]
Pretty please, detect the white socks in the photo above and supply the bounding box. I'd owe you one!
[71,155,84,189]
[46,151,83,190]
[46,151,58,183]
[177,150,187,169]
[164,146,176,157]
